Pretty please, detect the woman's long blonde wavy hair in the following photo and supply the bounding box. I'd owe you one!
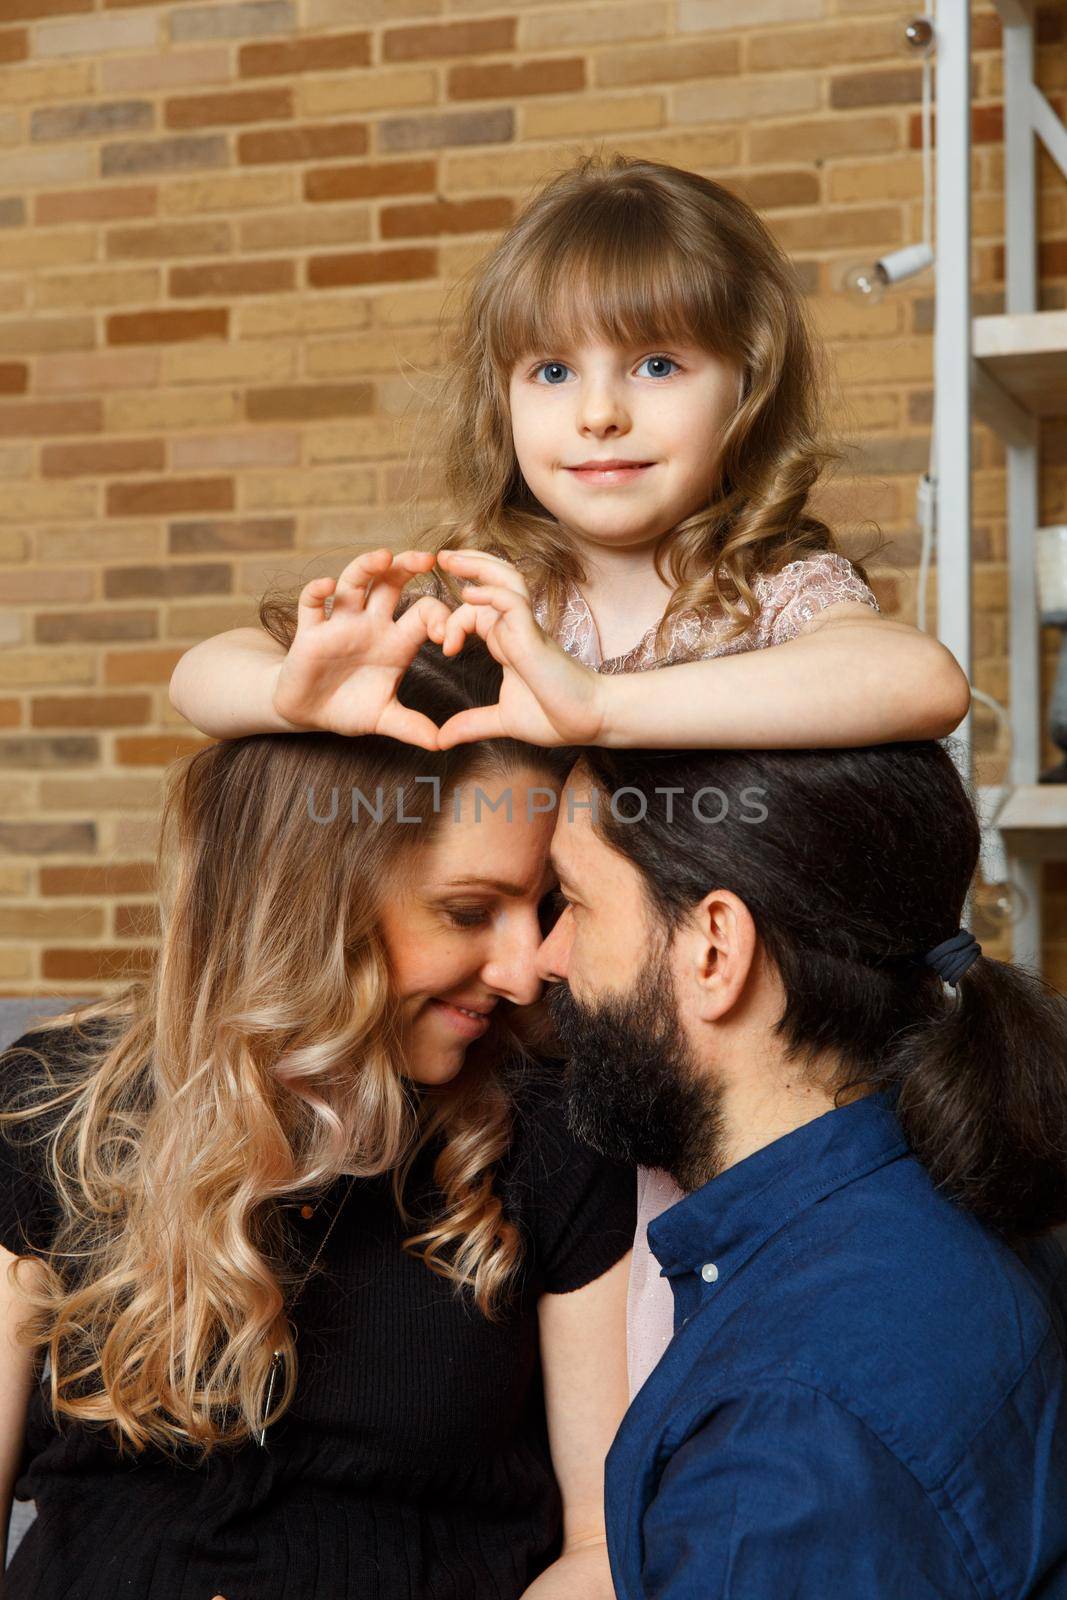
[0,629,573,1460]
[405,147,884,652]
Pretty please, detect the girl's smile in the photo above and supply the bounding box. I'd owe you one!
[567,461,657,484]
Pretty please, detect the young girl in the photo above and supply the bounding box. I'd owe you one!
[169,150,971,1399]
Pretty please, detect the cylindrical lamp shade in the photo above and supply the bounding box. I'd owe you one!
[1037,525,1067,615]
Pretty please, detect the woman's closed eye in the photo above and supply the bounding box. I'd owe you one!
[444,906,491,929]
[443,889,569,935]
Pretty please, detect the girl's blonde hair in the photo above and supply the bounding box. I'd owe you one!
[409,148,883,655]
[1,632,572,1459]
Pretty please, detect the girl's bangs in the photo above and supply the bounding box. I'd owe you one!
[488,222,728,371]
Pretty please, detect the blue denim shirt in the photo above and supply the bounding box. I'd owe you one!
[606,1088,1067,1598]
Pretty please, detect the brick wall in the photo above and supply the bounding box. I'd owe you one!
[0,0,1064,995]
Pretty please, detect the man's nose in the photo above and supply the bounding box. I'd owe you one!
[534,912,570,985]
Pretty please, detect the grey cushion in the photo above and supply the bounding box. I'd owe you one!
[0,997,99,1055]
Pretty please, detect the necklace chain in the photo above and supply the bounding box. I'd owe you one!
[258,1175,355,1447]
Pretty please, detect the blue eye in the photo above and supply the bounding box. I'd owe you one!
[530,354,680,384]
[532,361,571,385]
[636,354,679,379]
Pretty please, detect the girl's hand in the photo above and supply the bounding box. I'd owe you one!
[272,548,453,748]
[433,549,607,748]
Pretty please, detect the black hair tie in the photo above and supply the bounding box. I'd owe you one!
[922,927,982,986]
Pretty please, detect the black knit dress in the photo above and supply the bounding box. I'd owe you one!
[0,1023,635,1600]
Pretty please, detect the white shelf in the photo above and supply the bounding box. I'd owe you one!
[973,311,1067,417]
[990,783,1067,859]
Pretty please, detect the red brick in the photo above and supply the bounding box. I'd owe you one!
[306,246,435,290]
[40,861,155,896]
[245,384,373,422]
[380,194,512,238]
[0,365,28,395]
[105,649,186,686]
[0,29,29,65]
[239,33,371,77]
[4,0,91,17]
[169,259,295,298]
[729,170,821,210]
[106,220,230,261]
[383,18,515,62]
[31,695,151,728]
[114,731,210,761]
[107,478,235,517]
[830,67,923,110]
[0,701,20,728]
[36,184,156,225]
[165,88,293,130]
[42,947,154,981]
[104,561,231,597]
[991,238,1067,285]
[41,437,165,477]
[114,902,160,939]
[378,109,512,152]
[0,399,102,438]
[168,516,295,555]
[448,58,583,100]
[238,123,368,166]
[107,307,228,345]
[36,610,157,644]
[0,821,95,854]
[972,13,1002,49]
[1037,6,1064,42]
[304,158,436,204]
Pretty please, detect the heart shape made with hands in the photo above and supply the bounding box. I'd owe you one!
[286,545,604,752]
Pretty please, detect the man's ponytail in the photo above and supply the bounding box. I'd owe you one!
[883,956,1067,1239]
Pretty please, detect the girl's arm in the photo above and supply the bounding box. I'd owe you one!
[169,626,293,739]
[430,553,971,753]
[522,1251,631,1600]
[0,1248,42,1570]
[168,549,453,744]
[598,605,972,749]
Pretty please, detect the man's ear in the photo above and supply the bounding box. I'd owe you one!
[682,889,759,1023]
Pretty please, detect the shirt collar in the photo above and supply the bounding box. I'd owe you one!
[647,1086,909,1287]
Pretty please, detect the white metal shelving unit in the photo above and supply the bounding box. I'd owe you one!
[938,0,1067,971]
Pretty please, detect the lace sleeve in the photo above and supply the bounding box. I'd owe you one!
[754,551,880,648]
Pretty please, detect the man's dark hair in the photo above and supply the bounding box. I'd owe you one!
[579,738,1067,1243]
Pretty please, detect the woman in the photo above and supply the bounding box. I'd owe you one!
[0,596,634,1599]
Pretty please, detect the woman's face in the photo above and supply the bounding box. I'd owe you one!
[377,764,561,1086]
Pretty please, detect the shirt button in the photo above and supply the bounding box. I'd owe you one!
[300,1204,315,1220]
[700,1262,719,1283]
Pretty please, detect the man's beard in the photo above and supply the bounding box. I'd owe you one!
[544,934,726,1193]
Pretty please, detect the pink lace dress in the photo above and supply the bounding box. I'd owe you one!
[529,550,881,1397]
